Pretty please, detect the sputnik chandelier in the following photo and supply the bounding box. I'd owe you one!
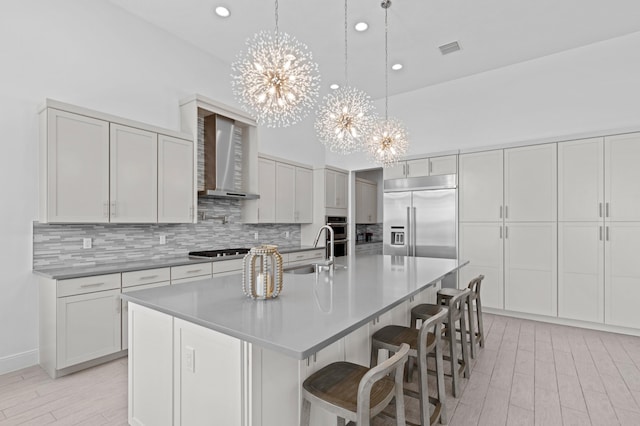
[367,0,409,167]
[231,0,321,127]
[314,0,376,154]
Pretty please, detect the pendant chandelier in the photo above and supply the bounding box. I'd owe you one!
[314,0,376,154]
[366,0,409,167]
[231,0,321,128]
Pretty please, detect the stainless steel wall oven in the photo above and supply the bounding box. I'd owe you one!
[326,216,348,257]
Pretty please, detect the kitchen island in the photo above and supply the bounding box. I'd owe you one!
[122,254,467,426]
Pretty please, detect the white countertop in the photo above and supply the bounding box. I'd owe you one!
[121,254,467,359]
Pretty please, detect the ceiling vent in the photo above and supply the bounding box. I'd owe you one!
[439,41,461,55]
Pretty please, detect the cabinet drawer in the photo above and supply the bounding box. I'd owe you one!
[287,249,325,266]
[171,263,213,281]
[57,273,121,298]
[212,258,243,275]
[122,268,171,288]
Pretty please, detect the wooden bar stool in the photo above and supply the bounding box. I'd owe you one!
[301,343,410,426]
[410,289,471,398]
[370,306,449,425]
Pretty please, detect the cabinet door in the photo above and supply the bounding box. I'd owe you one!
[122,281,170,350]
[558,138,604,221]
[504,223,557,317]
[275,162,295,223]
[46,109,110,223]
[383,162,406,180]
[355,180,366,223]
[504,144,557,222]
[605,223,640,328]
[335,171,348,209]
[459,222,504,309]
[459,150,504,222]
[429,155,457,175]
[258,158,276,223]
[364,182,377,223]
[605,133,640,221]
[406,158,429,178]
[57,288,122,368]
[158,135,194,223]
[325,170,337,208]
[295,167,313,223]
[558,223,604,323]
[110,124,158,223]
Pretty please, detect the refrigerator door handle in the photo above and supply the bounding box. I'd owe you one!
[406,206,411,256]
[412,207,417,256]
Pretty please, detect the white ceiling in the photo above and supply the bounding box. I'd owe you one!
[107,0,640,101]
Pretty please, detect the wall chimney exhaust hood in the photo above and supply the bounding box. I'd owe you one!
[199,114,259,200]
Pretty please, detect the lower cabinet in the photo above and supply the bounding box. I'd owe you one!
[122,281,170,350]
[605,222,640,329]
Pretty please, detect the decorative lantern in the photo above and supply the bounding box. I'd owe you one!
[242,245,284,299]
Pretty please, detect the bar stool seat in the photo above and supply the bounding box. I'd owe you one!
[371,307,448,425]
[301,343,410,426]
[410,288,471,398]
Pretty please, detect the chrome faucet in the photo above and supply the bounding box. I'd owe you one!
[313,225,335,269]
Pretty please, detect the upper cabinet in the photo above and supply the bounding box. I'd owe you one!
[383,155,457,180]
[325,169,348,210]
[605,133,640,222]
[243,155,313,224]
[39,100,194,224]
[356,178,377,224]
[459,150,504,222]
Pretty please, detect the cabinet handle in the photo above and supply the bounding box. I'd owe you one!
[313,353,317,363]
[499,226,503,239]
[505,226,508,239]
[111,201,117,217]
[402,164,406,176]
[186,269,202,274]
[80,282,105,288]
[103,202,109,218]
[606,202,610,218]
[606,226,610,241]
[599,203,603,218]
[599,226,603,241]
[499,206,503,219]
[429,160,433,174]
[139,275,158,280]
[505,205,508,219]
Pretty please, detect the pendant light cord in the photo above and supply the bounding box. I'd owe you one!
[344,0,348,86]
[275,0,279,35]
[384,5,389,122]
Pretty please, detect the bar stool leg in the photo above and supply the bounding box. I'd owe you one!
[476,297,485,348]
[459,309,471,379]
[447,318,460,397]
[435,341,447,424]
[466,297,477,359]
[337,417,346,426]
[301,398,311,426]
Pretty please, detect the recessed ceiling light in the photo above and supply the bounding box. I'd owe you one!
[330,84,340,90]
[354,22,368,32]
[391,63,403,71]
[215,6,230,18]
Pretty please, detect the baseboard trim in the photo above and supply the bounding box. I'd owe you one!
[0,349,39,375]
[484,308,640,337]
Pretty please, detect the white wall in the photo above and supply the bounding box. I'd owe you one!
[0,0,322,373]
[327,30,640,170]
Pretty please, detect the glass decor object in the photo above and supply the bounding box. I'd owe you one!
[366,0,409,167]
[231,0,320,128]
[315,0,376,154]
[242,245,284,299]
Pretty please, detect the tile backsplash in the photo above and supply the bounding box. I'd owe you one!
[33,197,301,269]
[355,223,383,243]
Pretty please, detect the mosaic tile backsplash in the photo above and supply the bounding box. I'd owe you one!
[33,199,301,269]
[355,223,383,243]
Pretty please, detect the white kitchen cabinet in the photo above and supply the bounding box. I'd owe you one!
[355,178,377,224]
[605,223,640,329]
[257,157,276,223]
[459,222,504,310]
[41,108,110,223]
[429,155,458,175]
[383,155,456,180]
[276,162,295,223]
[558,222,604,323]
[504,222,557,317]
[57,287,122,369]
[286,249,326,267]
[504,143,557,222]
[325,169,348,209]
[459,150,504,222]
[605,133,640,221]
[558,138,604,222]
[383,162,406,180]
[158,134,194,223]
[122,280,170,350]
[406,158,430,177]
[110,124,158,223]
[295,166,313,223]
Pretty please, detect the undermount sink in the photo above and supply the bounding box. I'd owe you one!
[284,265,317,275]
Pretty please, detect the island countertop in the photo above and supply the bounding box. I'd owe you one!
[121,255,468,359]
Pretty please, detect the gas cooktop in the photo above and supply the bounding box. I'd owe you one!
[188,248,250,258]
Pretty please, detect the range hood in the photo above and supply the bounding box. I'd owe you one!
[199,114,259,200]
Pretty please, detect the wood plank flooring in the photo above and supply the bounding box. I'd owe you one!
[2,313,640,425]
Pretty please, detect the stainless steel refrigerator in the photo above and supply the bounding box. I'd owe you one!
[383,174,458,287]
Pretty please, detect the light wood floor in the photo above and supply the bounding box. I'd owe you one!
[2,313,640,425]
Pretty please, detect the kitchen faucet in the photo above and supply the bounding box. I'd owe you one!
[313,225,334,269]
